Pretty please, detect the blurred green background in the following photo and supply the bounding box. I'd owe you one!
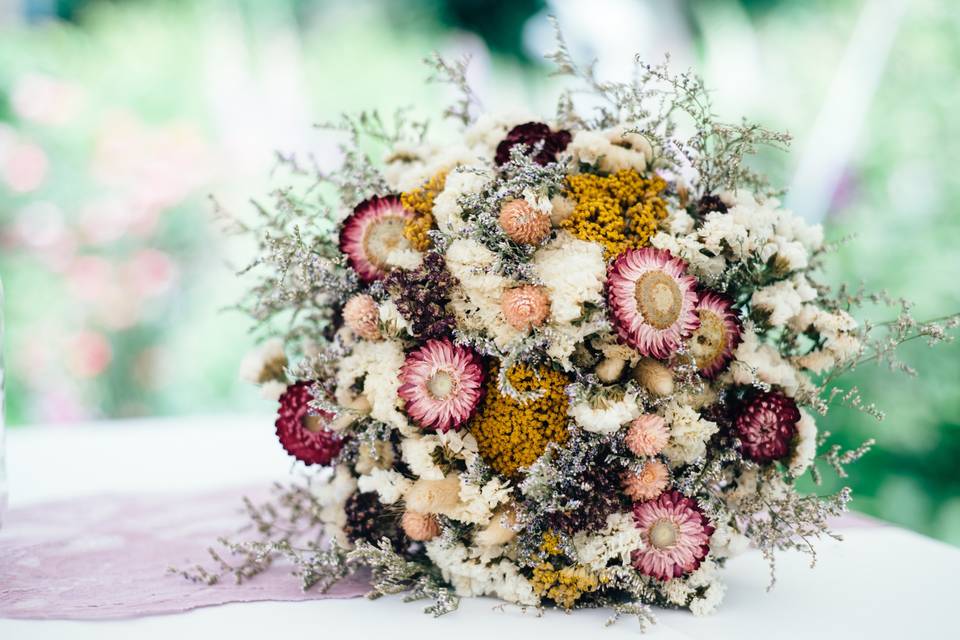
[0,0,957,543]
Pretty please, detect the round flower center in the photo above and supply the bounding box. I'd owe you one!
[690,309,726,365]
[302,414,326,434]
[649,518,680,549]
[426,369,457,400]
[363,216,410,267]
[635,270,682,329]
[754,409,780,436]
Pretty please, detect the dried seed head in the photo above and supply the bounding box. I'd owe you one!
[633,358,675,397]
[405,475,461,513]
[498,199,552,245]
[401,510,441,541]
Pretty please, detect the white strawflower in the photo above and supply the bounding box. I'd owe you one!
[533,231,606,323]
[572,512,646,571]
[335,339,410,434]
[400,436,446,480]
[569,391,641,435]
[661,401,719,465]
[445,237,520,347]
[432,166,491,233]
[730,327,804,395]
[788,409,818,477]
[357,468,412,504]
[425,540,538,605]
[239,337,286,384]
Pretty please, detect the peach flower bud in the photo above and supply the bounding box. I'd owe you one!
[624,414,670,457]
[498,199,551,245]
[405,475,461,514]
[633,358,674,397]
[622,460,670,501]
[401,510,441,541]
[343,294,381,340]
[501,285,550,331]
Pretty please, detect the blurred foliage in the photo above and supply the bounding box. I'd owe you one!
[0,0,957,545]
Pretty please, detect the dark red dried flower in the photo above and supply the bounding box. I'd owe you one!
[343,491,404,551]
[494,122,572,166]
[275,381,344,466]
[734,390,801,462]
[383,252,457,339]
[695,194,728,217]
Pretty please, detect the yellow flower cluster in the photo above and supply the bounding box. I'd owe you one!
[561,169,668,257]
[401,172,446,251]
[469,363,570,478]
[540,530,563,557]
[531,562,603,610]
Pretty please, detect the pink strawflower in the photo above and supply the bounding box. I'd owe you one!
[607,248,700,359]
[398,338,485,432]
[624,414,670,457]
[501,285,550,331]
[622,460,670,501]
[632,491,714,580]
[734,391,801,462]
[689,291,742,377]
[343,293,381,340]
[498,199,551,245]
[338,195,414,282]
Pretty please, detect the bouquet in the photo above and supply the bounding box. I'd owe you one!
[198,24,958,628]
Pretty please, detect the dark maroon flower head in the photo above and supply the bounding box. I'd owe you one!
[734,390,801,462]
[275,381,344,466]
[494,122,572,166]
[695,194,728,217]
[383,252,457,339]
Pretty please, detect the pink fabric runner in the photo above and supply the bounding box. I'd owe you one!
[0,489,370,620]
[0,487,883,621]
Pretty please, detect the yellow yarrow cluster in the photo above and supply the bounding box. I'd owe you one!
[531,562,603,610]
[469,363,570,478]
[401,172,446,251]
[540,530,563,556]
[561,169,668,257]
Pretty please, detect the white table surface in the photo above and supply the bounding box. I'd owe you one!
[3,416,959,639]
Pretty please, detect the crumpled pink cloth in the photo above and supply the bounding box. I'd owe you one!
[0,488,370,620]
[0,487,883,621]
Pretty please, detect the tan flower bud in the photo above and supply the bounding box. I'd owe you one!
[595,356,627,383]
[633,358,674,397]
[405,475,461,514]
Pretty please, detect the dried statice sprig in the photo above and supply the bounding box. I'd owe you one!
[170,479,328,586]
[348,538,460,616]
[815,431,875,481]
[546,15,790,197]
[424,52,482,126]
[728,468,852,590]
